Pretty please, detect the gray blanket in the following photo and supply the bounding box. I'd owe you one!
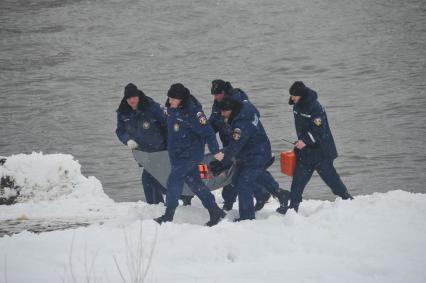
[132,150,235,196]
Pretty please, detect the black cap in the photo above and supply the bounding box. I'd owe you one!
[167,83,190,100]
[211,79,233,95]
[216,96,239,111]
[124,83,139,99]
[289,81,308,97]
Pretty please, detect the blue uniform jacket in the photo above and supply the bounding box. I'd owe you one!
[166,95,220,165]
[292,88,338,164]
[209,88,250,147]
[116,92,167,152]
[222,101,272,167]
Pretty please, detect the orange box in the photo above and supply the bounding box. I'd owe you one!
[280,150,296,177]
[198,164,210,179]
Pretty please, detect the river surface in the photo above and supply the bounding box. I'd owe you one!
[1,0,425,202]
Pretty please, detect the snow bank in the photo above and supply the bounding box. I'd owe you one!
[0,153,425,283]
[1,192,426,282]
[1,152,93,200]
[0,152,122,220]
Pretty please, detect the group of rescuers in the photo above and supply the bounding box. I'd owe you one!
[116,80,353,226]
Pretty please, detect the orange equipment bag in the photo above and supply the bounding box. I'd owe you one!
[280,149,296,177]
[198,164,210,179]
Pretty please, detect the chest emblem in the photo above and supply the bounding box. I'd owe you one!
[160,104,168,115]
[143,121,150,129]
[233,128,241,141]
[197,112,207,125]
[313,118,322,126]
[174,123,180,132]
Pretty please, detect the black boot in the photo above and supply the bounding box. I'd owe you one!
[206,204,226,227]
[222,201,234,211]
[154,208,175,224]
[181,195,193,206]
[233,217,255,222]
[255,192,271,211]
[340,192,354,200]
[288,202,299,213]
[273,189,290,215]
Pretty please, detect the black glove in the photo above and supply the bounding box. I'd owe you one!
[209,160,232,176]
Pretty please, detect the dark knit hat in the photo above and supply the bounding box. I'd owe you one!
[211,79,233,95]
[289,81,308,97]
[167,83,190,100]
[124,83,140,99]
[217,96,239,111]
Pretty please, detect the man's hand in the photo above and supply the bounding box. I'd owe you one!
[127,139,138,150]
[209,160,223,176]
[295,140,306,150]
[214,152,224,161]
[210,160,233,176]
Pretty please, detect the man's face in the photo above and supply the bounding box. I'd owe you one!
[213,92,225,102]
[290,95,301,105]
[220,110,232,119]
[126,96,139,110]
[168,98,181,109]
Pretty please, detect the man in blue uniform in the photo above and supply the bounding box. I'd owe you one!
[213,97,290,221]
[154,83,226,226]
[280,81,353,214]
[116,83,167,204]
[208,80,271,211]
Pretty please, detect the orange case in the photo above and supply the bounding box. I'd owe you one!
[280,150,296,177]
[198,164,210,179]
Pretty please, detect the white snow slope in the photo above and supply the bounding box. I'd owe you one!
[0,153,425,283]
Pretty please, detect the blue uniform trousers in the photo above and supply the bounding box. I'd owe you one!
[290,159,349,205]
[166,161,216,210]
[234,166,279,220]
[221,167,271,205]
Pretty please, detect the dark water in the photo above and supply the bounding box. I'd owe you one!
[1,0,425,202]
[0,219,91,237]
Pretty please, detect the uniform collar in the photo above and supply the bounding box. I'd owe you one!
[117,91,153,113]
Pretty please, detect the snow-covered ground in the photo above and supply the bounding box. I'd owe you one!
[1,153,425,283]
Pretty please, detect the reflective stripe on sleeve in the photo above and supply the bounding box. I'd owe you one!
[308,132,316,143]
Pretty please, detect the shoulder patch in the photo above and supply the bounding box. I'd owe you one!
[233,128,241,141]
[160,104,168,115]
[313,118,322,126]
[197,112,207,125]
[252,114,259,126]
